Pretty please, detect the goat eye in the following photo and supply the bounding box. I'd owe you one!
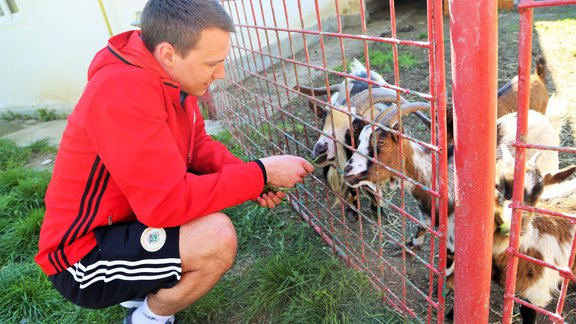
[378,138,387,146]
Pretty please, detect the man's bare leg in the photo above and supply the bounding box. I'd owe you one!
[146,212,238,316]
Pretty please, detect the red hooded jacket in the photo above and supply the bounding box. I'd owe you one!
[35,30,265,275]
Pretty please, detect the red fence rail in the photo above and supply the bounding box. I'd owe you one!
[501,1,576,323]
[211,0,575,322]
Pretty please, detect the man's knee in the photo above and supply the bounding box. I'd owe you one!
[179,212,237,272]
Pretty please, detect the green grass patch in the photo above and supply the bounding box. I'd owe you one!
[0,208,44,263]
[365,47,419,73]
[0,139,56,171]
[0,108,68,122]
[331,47,420,76]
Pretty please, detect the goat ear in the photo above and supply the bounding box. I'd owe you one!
[499,144,514,165]
[391,122,402,142]
[543,165,576,187]
[309,101,327,119]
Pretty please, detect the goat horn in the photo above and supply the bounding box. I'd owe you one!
[294,84,341,96]
[379,101,431,126]
[413,111,432,127]
[351,88,406,114]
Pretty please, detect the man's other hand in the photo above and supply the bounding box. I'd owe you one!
[256,191,286,209]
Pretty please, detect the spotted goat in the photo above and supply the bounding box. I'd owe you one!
[343,103,563,284]
[492,144,576,324]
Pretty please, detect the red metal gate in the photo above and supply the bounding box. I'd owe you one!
[500,1,576,323]
[210,0,575,322]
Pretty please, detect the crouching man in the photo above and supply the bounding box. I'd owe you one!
[35,0,314,323]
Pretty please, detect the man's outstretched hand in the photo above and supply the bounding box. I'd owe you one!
[256,155,314,208]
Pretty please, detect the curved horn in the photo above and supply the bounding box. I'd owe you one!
[351,88,407,114]
[293,84,341,97]
[413,111,432,127]
[379,101,431,127]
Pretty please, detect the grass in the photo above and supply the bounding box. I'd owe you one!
[331,46,420,77]
[0,108,67,122]
[362,47,419,74]
[0,135,402,323]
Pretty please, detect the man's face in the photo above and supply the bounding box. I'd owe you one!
[171,28,231,96]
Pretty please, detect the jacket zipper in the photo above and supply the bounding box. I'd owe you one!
[179,103,193,166]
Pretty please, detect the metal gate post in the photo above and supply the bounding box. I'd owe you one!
[449,0,498,322]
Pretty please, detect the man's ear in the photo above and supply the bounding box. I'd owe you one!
[154,42,177,67]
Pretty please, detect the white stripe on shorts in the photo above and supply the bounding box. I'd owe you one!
[67,258,182,289]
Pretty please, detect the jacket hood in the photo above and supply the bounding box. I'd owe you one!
[87,30,173,83]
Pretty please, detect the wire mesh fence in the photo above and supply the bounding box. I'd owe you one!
[209,0,576,323]
[211,1,449,322]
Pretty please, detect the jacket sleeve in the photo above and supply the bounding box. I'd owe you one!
[186,97,245,174]
[82,71,265,228]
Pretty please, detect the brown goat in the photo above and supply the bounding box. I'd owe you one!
[444,56,549,145]
[294,60,412,221]
[497,56,548,118]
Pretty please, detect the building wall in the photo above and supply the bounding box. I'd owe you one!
[0,0,145,112]
[0,0,361,112]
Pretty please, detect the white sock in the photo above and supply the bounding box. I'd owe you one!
[130,297,175,324]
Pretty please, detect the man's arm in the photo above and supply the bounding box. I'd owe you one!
[83,72,265,227]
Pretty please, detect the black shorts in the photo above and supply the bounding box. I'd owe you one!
[49,221,181,309]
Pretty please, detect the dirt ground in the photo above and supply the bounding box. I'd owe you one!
[226,2,576,323]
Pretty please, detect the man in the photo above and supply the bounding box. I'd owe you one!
[34,0,314,323]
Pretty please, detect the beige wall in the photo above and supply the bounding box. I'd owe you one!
[0,0,146,112]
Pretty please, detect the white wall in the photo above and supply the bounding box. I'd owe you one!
[0,0,360,112]
[0,0,146,112]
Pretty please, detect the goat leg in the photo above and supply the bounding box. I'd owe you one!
[519,305,537,324]
[346,189,359,223]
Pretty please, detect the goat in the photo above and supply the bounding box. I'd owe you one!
[294,59,407,221]
[342,103,562,287]
[492,144,576,324]
[443,56,550,145]
[496,110,561,175]
[497,55,548,118]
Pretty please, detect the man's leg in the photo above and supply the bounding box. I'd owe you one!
[146,212,238,316]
